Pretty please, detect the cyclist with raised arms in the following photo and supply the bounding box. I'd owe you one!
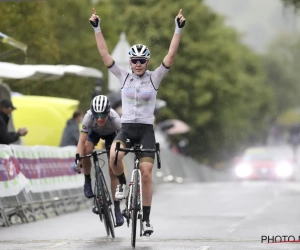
[89,8,186,235]
[75,95,124,227]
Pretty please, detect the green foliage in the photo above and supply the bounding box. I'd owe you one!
[0,0,118,109]
[263,34,300,125]
[110,0,274,164]
[0,0,275,164]
[282,0,300,9]
[0,2,59,63]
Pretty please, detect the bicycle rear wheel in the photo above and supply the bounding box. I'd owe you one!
[96,171,115,238]
[131,170,139,248]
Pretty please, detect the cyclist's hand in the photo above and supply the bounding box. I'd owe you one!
[175,9,186,33]
[18,128,28,136]
[89,7,101,33]
[72,163,82,173]
[76,162,82,173]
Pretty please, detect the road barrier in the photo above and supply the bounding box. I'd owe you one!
[0,143,232,227]
[0,144,89,227]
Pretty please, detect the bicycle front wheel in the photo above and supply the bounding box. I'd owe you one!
[131,170,139,248]
[96,171,115,238]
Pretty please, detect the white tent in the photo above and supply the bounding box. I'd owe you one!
[0,62,103,81]
[108,32,131,92]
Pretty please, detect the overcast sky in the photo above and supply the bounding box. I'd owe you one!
[205,0,300,52]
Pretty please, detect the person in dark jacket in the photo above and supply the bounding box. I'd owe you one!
[0,99,28,144]
[60,110,83,147]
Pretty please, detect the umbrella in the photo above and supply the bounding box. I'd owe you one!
[158,119,191,135]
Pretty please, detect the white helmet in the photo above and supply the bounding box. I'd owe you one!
[128,44,151,59]
[90,95,111,114]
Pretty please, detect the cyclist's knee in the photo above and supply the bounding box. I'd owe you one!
[109,141,125,166]
[109,152,123,164]
[140,162,153,182]
[141,171,152,183]
[109,167,116,178]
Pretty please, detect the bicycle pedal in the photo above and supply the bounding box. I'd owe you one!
[121,209,129,219]
[92,206,99,215]
[143,232,152,237]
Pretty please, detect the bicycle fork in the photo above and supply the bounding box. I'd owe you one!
[127,169,143,236]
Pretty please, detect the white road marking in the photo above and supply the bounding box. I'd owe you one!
[46,242,69,249]
[197,246,211,250]
[226,199,273,233]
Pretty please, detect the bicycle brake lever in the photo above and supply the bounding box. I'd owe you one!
[114,142,120,167]
[156,151,161,169]
[155,143,161,169]
[75,153,81,164]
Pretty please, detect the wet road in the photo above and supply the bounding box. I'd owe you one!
[1,181,300,250]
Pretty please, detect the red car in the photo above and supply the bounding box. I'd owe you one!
[234,146,295,181]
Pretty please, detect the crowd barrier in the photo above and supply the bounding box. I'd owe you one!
[121,147,234,187]
[0,143,233,227]
[0,144,89,227]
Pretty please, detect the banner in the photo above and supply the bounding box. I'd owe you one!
[0,145,29,197]
[0,145,83,197]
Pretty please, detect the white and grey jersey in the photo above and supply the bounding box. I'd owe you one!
[108,61,169,125]
[81,108,121,136]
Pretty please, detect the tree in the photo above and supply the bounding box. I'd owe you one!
[0,2,59,64]
[0,0,275,164]
[109,0,274,164]
[282,0,300,9]
[263,34,300,126]
[0,0,118,109]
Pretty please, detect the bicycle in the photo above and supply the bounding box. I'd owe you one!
[114,142,161,248]
[75,150,116,238]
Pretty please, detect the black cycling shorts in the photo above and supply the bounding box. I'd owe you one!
[113,123,156,163]
[87,130,117,159]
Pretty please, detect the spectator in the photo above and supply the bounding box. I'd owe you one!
[178,138,189,155]
[0,99,28,144]
[60,110,83,147]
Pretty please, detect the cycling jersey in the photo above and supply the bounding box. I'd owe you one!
[108,62,169,125]
[81,108,121,136]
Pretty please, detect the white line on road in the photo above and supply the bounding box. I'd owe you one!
[46,242,69,249]
[197,246,211,250]
[226,198,274,233]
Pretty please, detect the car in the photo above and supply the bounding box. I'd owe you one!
[233,146,295,181]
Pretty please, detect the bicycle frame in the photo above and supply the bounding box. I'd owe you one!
[75,150,116,238]
[114,142,161,246]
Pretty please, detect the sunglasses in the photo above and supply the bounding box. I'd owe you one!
[130,58,148,64]
[93,112,108,119]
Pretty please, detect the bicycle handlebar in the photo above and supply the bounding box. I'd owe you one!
[75,150,108,164]
[114,142,161,169]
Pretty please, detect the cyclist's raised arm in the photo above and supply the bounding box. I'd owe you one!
[162,9,186,68]
[90,8,128,86]
[89,7,113,67]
